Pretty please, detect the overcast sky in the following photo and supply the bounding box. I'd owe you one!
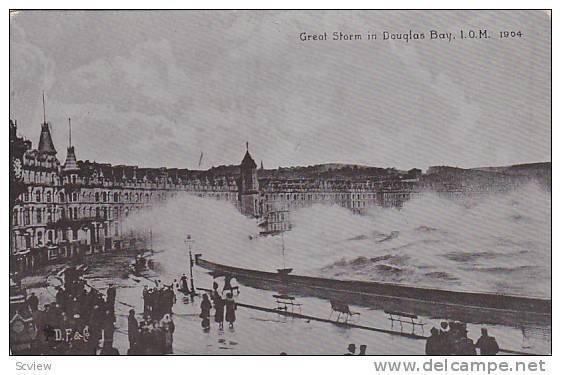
[10,10,550,171]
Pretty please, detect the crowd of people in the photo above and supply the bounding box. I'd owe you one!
[127,309,175,355]
[28,267,119,355]
[141,282,177,321]
[425,321,500,355]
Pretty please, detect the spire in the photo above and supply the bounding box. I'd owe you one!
[63,118,79,172]
[42,91,46,125]
[241,143,257,169]
[38,92,57,155]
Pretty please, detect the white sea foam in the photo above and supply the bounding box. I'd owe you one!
[122,182,551,297]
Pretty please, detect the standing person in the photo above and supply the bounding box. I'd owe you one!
[27,292,39,312]
[359,345,367,355]
[475,328,500,355]
[127,309,139,354]
[102,310,115,352]
[211,281,220,302]
[224,292,236,329]
[200,294,212,330]
[180,274,190,294]
[214,295,225,330]
[106,284,116,310]
[142,286,150,317]
[425,327,442,355]
[161,314,175,354]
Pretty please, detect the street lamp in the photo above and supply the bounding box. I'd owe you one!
[184,235,195,294]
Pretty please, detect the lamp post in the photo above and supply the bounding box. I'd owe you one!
[184,235,195,294]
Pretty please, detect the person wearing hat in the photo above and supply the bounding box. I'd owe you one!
[475,328,500,355]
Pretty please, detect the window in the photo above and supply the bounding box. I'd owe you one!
[73,192,78,202]
[36,209,42,224]
[46,191,52,203]
[24,209,30,225]
[13,210,18,226]
[61,208,65,219]
[95,192,100,202]
[35,190,41,202]
[102,192,107,202]
[48,230,53,242]
[59,192,65,202]
[72,175,77,184]
[73,207,78,219]
[114,192,119,202]
[37,231,43,245]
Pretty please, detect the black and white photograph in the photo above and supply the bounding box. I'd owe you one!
[8,9,551,358]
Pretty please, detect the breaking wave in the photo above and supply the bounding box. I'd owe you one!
[122,182,551,298]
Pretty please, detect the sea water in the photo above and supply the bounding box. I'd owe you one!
[122,183,551,298]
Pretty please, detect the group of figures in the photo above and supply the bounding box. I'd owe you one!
[29,268,119,355]
[344,344,367,355]
[141,282,177,321]
[127,309,175,355]
[425,321,500,355]
[200,281,237,330]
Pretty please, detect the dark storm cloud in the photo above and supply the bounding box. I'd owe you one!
[10,10,550,170]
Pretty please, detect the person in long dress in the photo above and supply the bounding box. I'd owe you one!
[200,294,212,330]
[161,314,175,354]
[224,292,236,329]
[214,295,225,330]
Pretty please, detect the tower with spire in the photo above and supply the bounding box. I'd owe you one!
[62,118,80,187]
[239,142,260,217]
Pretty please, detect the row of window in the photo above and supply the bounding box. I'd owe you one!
[263,193,376,201]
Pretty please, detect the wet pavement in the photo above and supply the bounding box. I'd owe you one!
[23,252,551,355]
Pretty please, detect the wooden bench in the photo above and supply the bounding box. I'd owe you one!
[329,300,360,323]
[273,294,302,313]
[384,310,425,335]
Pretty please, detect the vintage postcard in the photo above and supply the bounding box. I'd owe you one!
[9,10,551,357]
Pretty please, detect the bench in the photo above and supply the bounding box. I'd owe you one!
[384,310,425,334]
[273,294,302,313]
[329,300,360,323]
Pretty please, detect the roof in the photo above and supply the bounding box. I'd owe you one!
[38,123,57,155]
[63,146,79,172]
[241,150,257,169]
